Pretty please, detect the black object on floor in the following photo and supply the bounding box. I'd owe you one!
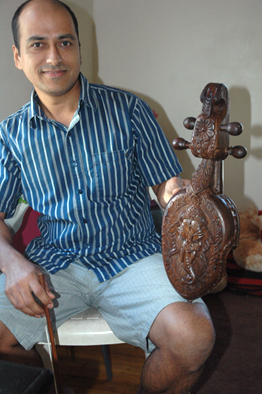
[0,360,53,394]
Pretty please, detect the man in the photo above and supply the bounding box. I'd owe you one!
[0,1,215,393]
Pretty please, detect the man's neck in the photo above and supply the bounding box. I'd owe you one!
[36,79,81,128]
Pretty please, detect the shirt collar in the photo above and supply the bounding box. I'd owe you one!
[29,73,97,127]
[79,73,97,111]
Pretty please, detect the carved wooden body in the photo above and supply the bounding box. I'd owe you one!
[162,83,247,301]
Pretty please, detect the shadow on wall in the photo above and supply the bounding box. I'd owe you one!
[67,0,94,82]
[125,90,196,180]
[225,87,262,210]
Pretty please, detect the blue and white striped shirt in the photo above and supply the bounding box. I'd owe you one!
[0,74,182,282]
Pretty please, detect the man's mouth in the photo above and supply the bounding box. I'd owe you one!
[43,70,67,78]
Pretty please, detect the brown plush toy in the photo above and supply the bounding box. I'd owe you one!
[233,207,262,272]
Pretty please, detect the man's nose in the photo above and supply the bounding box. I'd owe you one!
[46,45,62,66]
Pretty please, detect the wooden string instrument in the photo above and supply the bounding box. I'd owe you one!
[162,83,247,301]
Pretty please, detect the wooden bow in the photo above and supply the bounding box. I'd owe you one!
[39,274,64,394]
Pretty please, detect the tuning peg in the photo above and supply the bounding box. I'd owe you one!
[220,122,243,136]
[183,117,196,130]
[173,138,191,150]
[226,145,247,159]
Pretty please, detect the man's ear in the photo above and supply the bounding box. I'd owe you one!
[12,45,22,70]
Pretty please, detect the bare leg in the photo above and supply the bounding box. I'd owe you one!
[0,321,43,367]
[137,302,215,394]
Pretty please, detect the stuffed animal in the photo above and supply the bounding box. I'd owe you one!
[233,207,262,272]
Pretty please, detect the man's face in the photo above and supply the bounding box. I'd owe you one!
[13,1,82,100]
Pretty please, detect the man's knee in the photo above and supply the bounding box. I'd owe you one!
[177,303,215,371]
[149,301,215,372]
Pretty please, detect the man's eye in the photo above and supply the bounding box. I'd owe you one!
[33,42,42,48]
[61,41,71,47]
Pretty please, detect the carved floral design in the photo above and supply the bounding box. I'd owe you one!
[194,118,215,141]
[191,116,216,158]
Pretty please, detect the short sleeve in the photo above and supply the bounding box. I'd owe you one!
[131,98,182,186]
[0,130,22,218]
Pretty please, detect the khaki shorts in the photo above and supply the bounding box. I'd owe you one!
[0,253,204,352]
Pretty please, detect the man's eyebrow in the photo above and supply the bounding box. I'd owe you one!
[58,34,77,41]
[26,34,77,43]
[27,36,45,43]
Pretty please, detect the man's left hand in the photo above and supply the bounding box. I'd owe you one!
[152,176,190,209]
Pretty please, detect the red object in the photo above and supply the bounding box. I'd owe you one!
[12,207,41,254]
[152,109,158,119]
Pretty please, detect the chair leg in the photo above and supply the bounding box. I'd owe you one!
[101,345,112,381]
[35,343,52,370]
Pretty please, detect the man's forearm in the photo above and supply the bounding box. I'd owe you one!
[0,214,19,273]
[152,181,168,210]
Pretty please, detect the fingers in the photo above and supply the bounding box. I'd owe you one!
[171,177,190,195]
[8,285,45,317]
[6,272,55,317]
[31,275,55,309]
[183,178,191,187]
[37,273,55,307]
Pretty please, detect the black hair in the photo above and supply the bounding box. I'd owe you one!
[11,0,80,53]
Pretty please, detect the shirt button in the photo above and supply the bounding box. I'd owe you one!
[83,219,87,224]
[78,189,83,194]
[68,131,72,136]
[73,162,78,167]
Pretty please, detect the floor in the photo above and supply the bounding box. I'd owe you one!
[53,343,145,394]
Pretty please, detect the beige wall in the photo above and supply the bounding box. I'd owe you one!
[1,0,261,210]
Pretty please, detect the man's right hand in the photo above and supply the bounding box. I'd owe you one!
[3,254,55,317]
[0,212,55,317]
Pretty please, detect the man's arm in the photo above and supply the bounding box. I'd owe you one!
[0,212,55,317]
[152,176,189,210]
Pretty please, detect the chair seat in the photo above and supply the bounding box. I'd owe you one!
[55,307,124,346]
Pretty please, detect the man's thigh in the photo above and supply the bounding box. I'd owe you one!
[94,253,204,352]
